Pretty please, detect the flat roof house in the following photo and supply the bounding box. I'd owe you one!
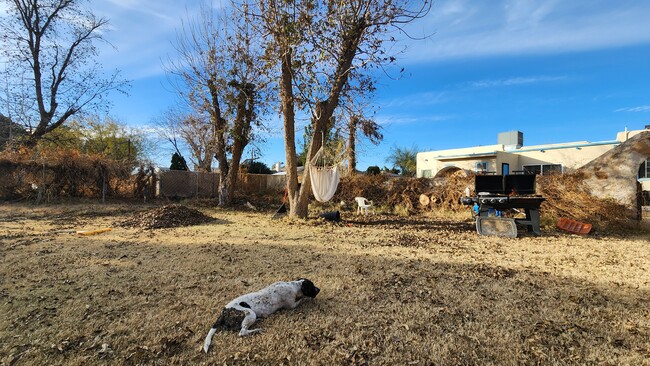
[416,127,650,192]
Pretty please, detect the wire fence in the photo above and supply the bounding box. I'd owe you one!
[0,150,287,202]
[0,150,154,202]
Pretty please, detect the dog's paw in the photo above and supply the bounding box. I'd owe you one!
[239,328,263,336]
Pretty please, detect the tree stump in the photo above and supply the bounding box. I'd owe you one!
[419,194,430,207]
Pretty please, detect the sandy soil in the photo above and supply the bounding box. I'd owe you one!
[1,203,649,365]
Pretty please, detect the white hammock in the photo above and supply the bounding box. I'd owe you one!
[309,145,341,203]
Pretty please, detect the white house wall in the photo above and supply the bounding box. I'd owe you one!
[417,144,503,177]
[515,144,614,172]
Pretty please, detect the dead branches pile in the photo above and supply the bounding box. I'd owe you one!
[334,172,637,229]
[334,173,473,213]
[536,173,634,229]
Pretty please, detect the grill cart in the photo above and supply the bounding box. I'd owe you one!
[462,174,545,237]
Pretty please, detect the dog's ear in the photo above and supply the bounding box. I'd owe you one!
[300,278,320,298]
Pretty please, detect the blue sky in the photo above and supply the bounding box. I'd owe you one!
[92,0,650,170]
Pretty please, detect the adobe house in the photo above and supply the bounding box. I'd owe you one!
[416,127,650,210]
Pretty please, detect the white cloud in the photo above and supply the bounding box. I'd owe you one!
[376,114,452,127]
[93,0,204,79]
[615,106,650,113]
[382,91,449,108]
[400,0,650,63]
[468,75,567,88]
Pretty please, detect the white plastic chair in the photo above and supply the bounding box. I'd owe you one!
[355,197,374,215]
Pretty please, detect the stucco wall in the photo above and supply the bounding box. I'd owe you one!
[417,145,502,177]
[516,144,615,172]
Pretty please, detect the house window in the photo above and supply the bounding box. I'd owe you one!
[475,162,488,173]
[523,164,563,175]
[639,159,650,179]
[422,169,432,178]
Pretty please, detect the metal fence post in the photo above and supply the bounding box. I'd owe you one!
[102,169,106,203]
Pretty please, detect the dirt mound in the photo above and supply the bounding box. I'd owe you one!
[119,204,215,229]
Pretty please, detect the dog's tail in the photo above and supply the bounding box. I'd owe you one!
[203,315,224,353]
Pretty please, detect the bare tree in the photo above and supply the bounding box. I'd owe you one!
[346,114,382,174]
[165,1,268,206]
[0,0,128,147]
[154,108,190,168]
[252,0,430,218]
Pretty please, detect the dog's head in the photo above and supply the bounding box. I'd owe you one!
[297,278,320,298]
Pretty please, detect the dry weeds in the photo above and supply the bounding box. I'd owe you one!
[1,203,649,366]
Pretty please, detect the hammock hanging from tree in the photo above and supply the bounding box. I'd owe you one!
[309,144,343,203]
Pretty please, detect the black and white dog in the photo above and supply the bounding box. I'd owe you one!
[203,278,320,353]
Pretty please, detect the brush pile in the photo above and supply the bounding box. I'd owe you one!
[536,173,634,229]
[333,172,473,214]
[119,204,215,229]
[334,172,637,230]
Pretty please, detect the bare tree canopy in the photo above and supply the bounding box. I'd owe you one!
[251,0,431,217]
[0,0,129,147]
[164,1,270,206]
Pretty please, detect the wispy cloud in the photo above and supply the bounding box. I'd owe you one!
[376,114,452,127]
[615,106,650,113]
[382,91,448,108]
[105,0,176,22]
[468,75,567,88]
[94,1,204,79]
[401,0,650,63]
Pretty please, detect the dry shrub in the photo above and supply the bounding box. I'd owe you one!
[537,173,634,230]
[334,173,387,204]
[0,148,138,201]
[333,174,432,214]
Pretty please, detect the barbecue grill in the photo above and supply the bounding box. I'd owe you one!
[461,174,545,236]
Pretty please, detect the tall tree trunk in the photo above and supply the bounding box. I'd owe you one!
[279,47,302,217]
[282,18,366,218]
[347,115,358,174]
[207,77,231,206]
[226,85,254,205]
[214,121,230,205]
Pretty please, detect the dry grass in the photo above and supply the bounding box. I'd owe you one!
[1,203,649,365]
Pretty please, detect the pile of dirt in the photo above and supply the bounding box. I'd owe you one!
[119,204,216,229]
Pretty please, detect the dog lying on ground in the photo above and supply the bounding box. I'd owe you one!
[203,278,320,353]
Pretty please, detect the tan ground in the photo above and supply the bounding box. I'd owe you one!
[1,203,649,365]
